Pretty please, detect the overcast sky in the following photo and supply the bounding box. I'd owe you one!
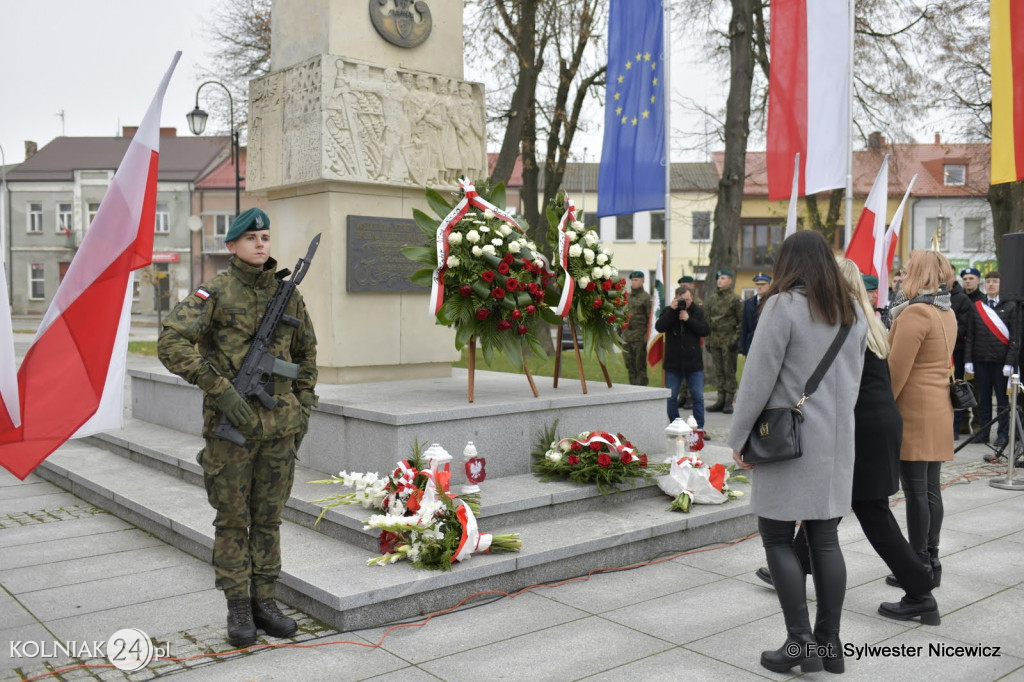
[0,1,722,169]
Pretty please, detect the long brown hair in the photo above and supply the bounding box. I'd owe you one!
[765,230,856,326]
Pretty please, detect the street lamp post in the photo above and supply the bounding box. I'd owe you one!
[186,81,241,219]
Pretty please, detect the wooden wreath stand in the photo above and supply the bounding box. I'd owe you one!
[467,336,539,403]
[552,322,612,394]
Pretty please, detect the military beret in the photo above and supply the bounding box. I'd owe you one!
[753,272,772,283]
[629,270,645,279]
[678,275,695,284]
[224,208,270,243]
[960,267,981,278]
[716,269,734,278]
[861,274,879,291]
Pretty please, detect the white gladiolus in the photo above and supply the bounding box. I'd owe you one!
[446,255,460,268]
[583,248,595,264]
[569,243,583,257]
[508,241,521,253]
[482,244,496,255]
[596,253,609,265]
[579,276,591,287]
[466,230,480,243]
[448,232,463,245]
[483,209,496,219]
[491,237,504,247]
[472,245,483,257]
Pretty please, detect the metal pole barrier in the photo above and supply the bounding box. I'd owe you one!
[991,373,1024,490]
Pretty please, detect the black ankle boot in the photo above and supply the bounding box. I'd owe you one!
[760,634,824,673]
[814,633,844,674]
[226,598,257,647]
[706,398,725,412]
[885,559,933,589]
[929,548,942,587]
[878,593,941,625]
[251,597,298,638]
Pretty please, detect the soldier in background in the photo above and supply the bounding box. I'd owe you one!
[158,209,319,648]
[706,269,742,413]
[623,270,652,385]
[739,272,771,355]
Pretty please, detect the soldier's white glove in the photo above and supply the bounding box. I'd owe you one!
[965,363,974,375]
[1003,364,1014,377]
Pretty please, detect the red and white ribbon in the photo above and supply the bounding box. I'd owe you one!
[429,178,524,316]
[563,430,638,460]
[391,460,418,493]
[452,500,493,562]
[553,194,577,318]
[976,300,1010,345]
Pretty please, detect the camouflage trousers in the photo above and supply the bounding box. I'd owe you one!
[200,434,297,600]
[708,344,738,399]
[623,338,649,386]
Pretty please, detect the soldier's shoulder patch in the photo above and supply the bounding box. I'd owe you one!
[194,288,211,300]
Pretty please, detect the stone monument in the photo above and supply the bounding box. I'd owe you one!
[247,0,488,383]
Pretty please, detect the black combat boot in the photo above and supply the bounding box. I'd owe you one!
[706,396,725,412]
[226,598,257,647]
[722,396,734,414]
[252,597,298,638]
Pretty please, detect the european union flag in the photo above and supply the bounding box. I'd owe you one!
[597,0,665,218]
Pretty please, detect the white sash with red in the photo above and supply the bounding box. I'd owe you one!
[975,300,1010,345]
[553,194,577,318]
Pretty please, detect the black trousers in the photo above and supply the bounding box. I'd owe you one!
[976,361,1009,440]
[760,517,845,637]
[900,460,943,561]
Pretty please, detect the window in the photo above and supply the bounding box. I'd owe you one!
[29,264,45,299]
[56,203,73,234]
[154,203,170,234]
[943,164,966,186]
[213,214,231,239]
[27,202,43,233]
[132,278,141,300]
[963,217,983,251]
[740,223,784,266]
[650,211,665,241]
[582,210,599,230]
[925,217,950,251]
[87,202,100,226]
[615,214,634,240]
[692,211,711,241]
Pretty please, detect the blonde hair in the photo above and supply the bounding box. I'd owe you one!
[837,258,889,359]
[902,251,954,298]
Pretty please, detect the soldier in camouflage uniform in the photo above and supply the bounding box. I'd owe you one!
[157,208,318,648]
[706,269,742,413]
[623,270,652,385]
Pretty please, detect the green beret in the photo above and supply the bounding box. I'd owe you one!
[715,269,734,278]
[224,208,270,243]
[753,272,771,283]
[629,270,645,279]
[678,275,695,284]
[861,274,879,291]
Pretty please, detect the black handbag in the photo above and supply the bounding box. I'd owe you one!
[742,324,851,464]
[949,378,977,410]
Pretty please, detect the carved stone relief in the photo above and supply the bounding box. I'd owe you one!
[248,55,486,192]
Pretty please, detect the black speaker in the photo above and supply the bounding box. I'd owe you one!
[1001,233,1024,301]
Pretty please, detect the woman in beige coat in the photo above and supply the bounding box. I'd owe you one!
[885,251,957,620]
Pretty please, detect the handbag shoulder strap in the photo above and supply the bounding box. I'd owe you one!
[799,324,851,406]
[929,305,955,377]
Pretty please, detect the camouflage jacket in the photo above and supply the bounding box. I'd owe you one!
[623,288,652,342]
[158,256,318,441]
[706,287,743,348]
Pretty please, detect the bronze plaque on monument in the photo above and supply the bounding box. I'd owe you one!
[346,215,425,292]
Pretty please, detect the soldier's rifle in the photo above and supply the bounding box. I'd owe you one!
[215,233,322,446]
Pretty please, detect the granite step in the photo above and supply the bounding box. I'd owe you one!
[35,425,754,631]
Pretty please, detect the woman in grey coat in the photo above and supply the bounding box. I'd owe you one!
[728,231,867,674]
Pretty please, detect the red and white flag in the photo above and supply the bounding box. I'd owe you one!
[785,153,800,237]
[766,0,851,200]
[0,53,180,480]
[876,174,916,308]
[845,156,889,277]
[646,250,665,367]
[0,251,18,431]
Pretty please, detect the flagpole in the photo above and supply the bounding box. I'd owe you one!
[844,0,855,245]
[662,0,672,281]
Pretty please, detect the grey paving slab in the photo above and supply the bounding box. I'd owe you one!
[672,533,766,578]
[601,577,781,646]
[417,616,674,682]
[1,528,164,570]
[0,481,61,500]
[582,647,766,681]
[0,622,60,673]
[14,563,213,621]
[842,571,1009,625]
[362,667,445,681]
[0,591,36,630]
[929,584,1024,653]
[0,472,44,488]
[364,592,587,664]
[536,557,724,614]
[0,492,83,515]
[0,545,194,594]
[938,537,1024,588]
[849,625,1024,680]
[0,513,130,549]
[942,498,1024,539]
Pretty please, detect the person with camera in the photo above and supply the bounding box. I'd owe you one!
[656,285,709,433]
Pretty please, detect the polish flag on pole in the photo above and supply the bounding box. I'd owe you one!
[0,253,18,431]
[646,249,665,368]
[785,153,800,237]
[0,53,180,480]
[844,156,889,277]
[876,175,916,308]
[766,0,851,200]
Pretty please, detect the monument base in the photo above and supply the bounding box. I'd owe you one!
[130,368,671,477]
